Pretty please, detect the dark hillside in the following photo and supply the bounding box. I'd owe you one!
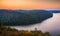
[0,9,53,26]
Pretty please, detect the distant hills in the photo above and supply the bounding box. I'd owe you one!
[49,10,60,13]
[0,9,53,26]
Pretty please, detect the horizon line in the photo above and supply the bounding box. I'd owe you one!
[0,8,60,10]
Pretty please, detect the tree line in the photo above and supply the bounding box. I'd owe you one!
[0,24,51,36]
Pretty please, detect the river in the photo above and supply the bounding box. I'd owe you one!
[10,13,60,34]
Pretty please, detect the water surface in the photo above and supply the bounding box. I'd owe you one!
[10,13,60,34]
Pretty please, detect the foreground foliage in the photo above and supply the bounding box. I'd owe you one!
[0,25,51,36]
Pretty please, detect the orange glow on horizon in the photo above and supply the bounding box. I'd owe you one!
[0,0,60,9]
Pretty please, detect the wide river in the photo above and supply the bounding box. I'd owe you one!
[10,13,60,34]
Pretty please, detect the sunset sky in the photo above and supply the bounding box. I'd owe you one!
[0,0,60,9]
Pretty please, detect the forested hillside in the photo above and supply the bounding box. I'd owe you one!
[0,9,53,26]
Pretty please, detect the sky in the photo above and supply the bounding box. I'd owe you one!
[0,0,60,9]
